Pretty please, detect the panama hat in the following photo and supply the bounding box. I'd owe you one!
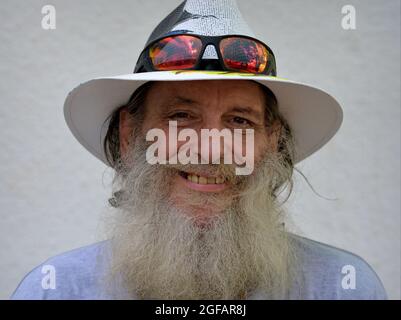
[64,0,343,166]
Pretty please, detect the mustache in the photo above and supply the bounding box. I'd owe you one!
[109,162,247,208]
[112,136,256,208]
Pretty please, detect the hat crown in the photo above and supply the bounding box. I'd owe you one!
[144,0,256,48]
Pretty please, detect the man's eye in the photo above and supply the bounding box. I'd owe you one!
[169,112,191,120]
[231,116,253,126]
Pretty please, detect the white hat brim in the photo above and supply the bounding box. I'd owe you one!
[64,71,343,166]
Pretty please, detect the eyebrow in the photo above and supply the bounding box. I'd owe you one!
[162,97,264,119]
[162,96,199,110]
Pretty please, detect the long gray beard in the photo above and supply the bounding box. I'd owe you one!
[104,135,297,300]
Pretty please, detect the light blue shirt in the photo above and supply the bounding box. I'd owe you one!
[10,235,387,300]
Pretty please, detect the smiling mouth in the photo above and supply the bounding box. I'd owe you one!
[178,171,226,185]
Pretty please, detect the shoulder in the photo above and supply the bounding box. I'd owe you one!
[10,241,110,300]
[289,234,388,300]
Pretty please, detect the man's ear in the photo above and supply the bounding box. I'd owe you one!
[119,108,135,159]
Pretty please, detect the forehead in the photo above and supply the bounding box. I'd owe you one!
[146,80,266,109]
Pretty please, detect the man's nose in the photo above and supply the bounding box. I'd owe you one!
[196,118,230,164]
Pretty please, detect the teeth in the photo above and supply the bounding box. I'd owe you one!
[216,177,224,184]
[207,177,215,184]
[186,174,225,185]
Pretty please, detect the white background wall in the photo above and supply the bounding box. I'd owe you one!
[0,0,399,299]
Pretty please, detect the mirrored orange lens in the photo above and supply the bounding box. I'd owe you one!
[149,35,202,70]
[220,37,269,73]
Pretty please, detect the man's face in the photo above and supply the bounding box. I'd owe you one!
[110,80,294,300]
[119,80,279,221]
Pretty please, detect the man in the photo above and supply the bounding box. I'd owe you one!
[11,0,387,299]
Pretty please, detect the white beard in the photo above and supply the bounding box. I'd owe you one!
[104,135,297,300]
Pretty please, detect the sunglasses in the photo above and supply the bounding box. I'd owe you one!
[134,34,277,76]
